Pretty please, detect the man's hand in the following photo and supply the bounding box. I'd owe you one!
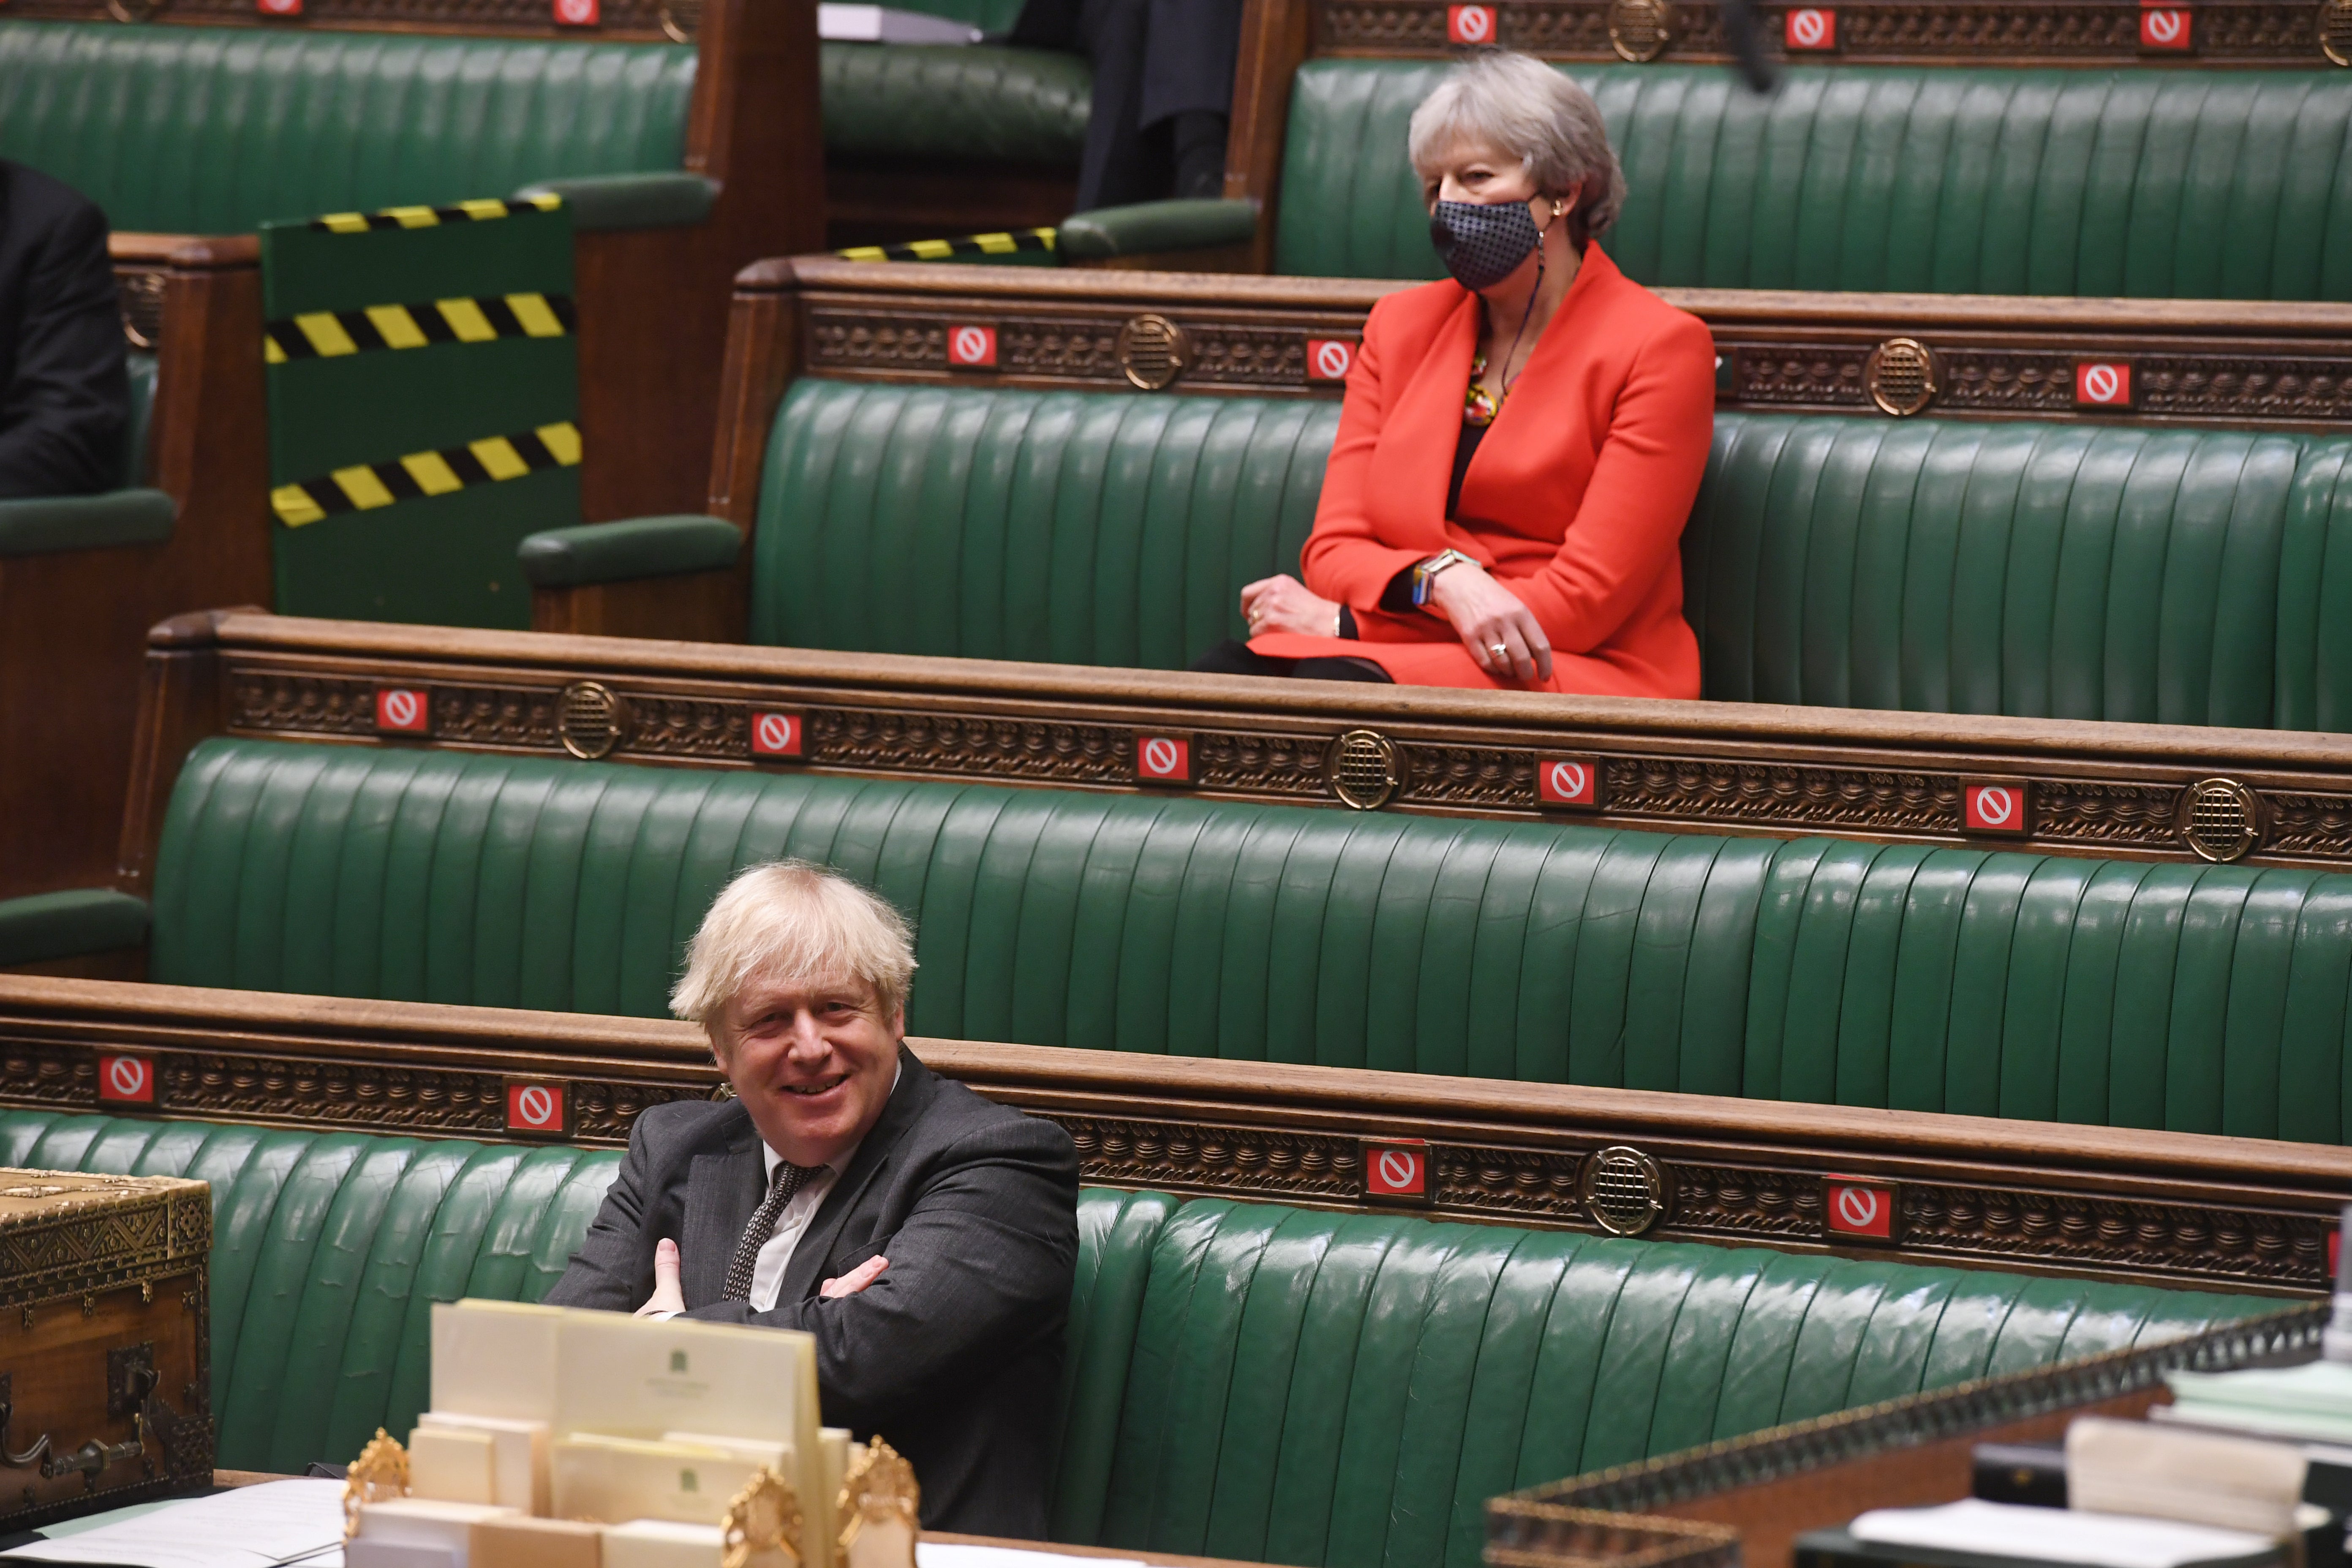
[821,1256,890,1299]
[634,1237,686,1317]
[1426,561,1554,683]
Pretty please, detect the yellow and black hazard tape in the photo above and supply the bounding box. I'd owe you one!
[309,193,563,234]
[836,227,1057,263]
[264,292,576,363]
[271,421,581,528]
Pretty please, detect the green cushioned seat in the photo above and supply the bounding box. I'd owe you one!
[1272,61,2352,297]
[145,738,2352,1143]
[0,23,695,234]
[15,1106,2251,1565]
[822,42,1090,165]
[746,383,2352,731]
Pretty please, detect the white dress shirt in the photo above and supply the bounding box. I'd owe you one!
[730,1061,900,1313]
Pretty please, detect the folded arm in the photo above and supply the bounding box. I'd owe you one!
[539,1128,658,1312]
[683,1116,1078,1431]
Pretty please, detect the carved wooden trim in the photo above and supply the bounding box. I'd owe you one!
[5,0,686,41]
[3,977,2346,1297]
[213,644,2352,870]
[1314,0,2336,66]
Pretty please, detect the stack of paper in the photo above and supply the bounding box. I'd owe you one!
[2165,1362,2352,1445]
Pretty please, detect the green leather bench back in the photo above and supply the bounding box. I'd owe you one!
[150,738,2352,1143]
[16,1107,2250,1568]
[1689,415,2352,729]
[749,383,1334,667]
[821,44,1091,166]
[751,383,2352,730]
[0,23,694,234]
[1274,60,2352,297]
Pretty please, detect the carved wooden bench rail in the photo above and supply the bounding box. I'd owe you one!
[1489,1303,2326,1568]
[3,973,2343,1297]
[758,259,2352,428]
[180,607,2352,873]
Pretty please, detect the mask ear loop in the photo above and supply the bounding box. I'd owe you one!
[1490,196,1564,411]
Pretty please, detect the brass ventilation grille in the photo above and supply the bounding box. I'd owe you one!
[2178,777,2261,863]
[557,681,628,760]
[2323,0,2352,65]
[1609,0,1673,60]
[1866,338,1938,417]
[1581,1146,1666,1236]
[1116,314,1192,391]
[117,270,166,351]
[661,0,701,39]
[1327,730,1402,811]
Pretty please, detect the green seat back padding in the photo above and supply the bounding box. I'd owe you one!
[0,23,693,234]
[822,43,1090,165]
[0,1107,622,1473]
[150,738,2352,1143]
[1685,414,2352,729]
[749,383,1335,666]
[1066,1198,2246,1568]
[9,1106,2250,1565]
[1273,60,2352,299]
[754,384,2352,730]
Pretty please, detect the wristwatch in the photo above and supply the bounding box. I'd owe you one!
[1410,549,1473,608]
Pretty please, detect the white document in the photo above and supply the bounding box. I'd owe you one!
[917,1547,1149,1568]
[817,3,984,41]
[1848,1498,2281,1568]
[2,1479,348,1568]
[430,1300,564,1425]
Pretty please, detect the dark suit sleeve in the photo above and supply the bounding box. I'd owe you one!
[0,193,130,499]
[540,1113,661,1312]
[683,1114,1080,1432]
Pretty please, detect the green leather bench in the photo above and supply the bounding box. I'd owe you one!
[823,0,1090,173]
[565,383,2352,732]
[22,736,2352,1143]
[0,24,701,234]
[1074,61,2352,291]
[7,1108,2255,1568]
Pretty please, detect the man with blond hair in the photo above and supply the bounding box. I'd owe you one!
[544,860,1080,1539]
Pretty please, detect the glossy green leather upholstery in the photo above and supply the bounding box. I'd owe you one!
[749,383,2352,730]
[0,23,694,234]
[1689,416,2352,728]
[822,43,1090,165]
[148,739,2352,1143]
[1274,60,2352,297]
[16,1107,2249,1563]
[749,384,1333,664]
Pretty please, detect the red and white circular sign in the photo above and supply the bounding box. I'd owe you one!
[1963,781,2028,833]
[1306,339,1355,383]
[101,1055,154,1104]
[256,0,304,17]
[375,688,429,735]
[506,1081,566,1134]
[947,325,998,369]
[1136,736,1189,782]
[2075,362,2132,407]
[1446,3,1494,43]
[1975,787,2014,826]
[2139,7,2189,46]
[1365,1141,1428,1198]
[1836,1186,1880,1229]
[1537,756,1599,807]
[553,0,600,24]
[1824,1177,1895,1238]
[1785,6,1836,47]
[751,711,802,759]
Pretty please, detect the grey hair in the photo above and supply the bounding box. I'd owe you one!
[1406,50,1627,240]
[671,860,917,1034]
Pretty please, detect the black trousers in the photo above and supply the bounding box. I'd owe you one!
[1011,0,1244,209]
[1190,640,1395,682]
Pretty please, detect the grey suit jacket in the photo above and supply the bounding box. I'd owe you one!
[542,1047,1080,1540]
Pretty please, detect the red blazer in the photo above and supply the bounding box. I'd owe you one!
[1250,245,1715,695]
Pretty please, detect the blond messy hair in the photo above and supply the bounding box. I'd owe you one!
[670,860,917,1034]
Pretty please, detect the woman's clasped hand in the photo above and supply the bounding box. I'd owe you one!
[1240,565,1555,684]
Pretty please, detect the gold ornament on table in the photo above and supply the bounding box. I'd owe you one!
[342,1428,411,1539]
[722,1464,804,1568]
[837,1437,919,1568]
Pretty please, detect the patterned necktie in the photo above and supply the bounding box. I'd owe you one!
[723,1158,824,1302]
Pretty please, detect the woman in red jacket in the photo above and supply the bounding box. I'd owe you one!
[1202,49,1715,695]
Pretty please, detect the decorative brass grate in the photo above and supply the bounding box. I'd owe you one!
[2179,777,2261,863]
[1581,1146,1666,1236]
[2322,0,2352,64]
[1866,337,1938,417]
[1116,314,1192,392]
[1608,0,1674,60]
[556,681,627,760]
[1328,730,1402,810]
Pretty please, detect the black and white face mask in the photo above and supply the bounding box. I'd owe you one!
[1429,198,1543,292]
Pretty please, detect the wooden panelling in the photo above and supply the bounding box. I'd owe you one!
[2,976,2345,1296]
